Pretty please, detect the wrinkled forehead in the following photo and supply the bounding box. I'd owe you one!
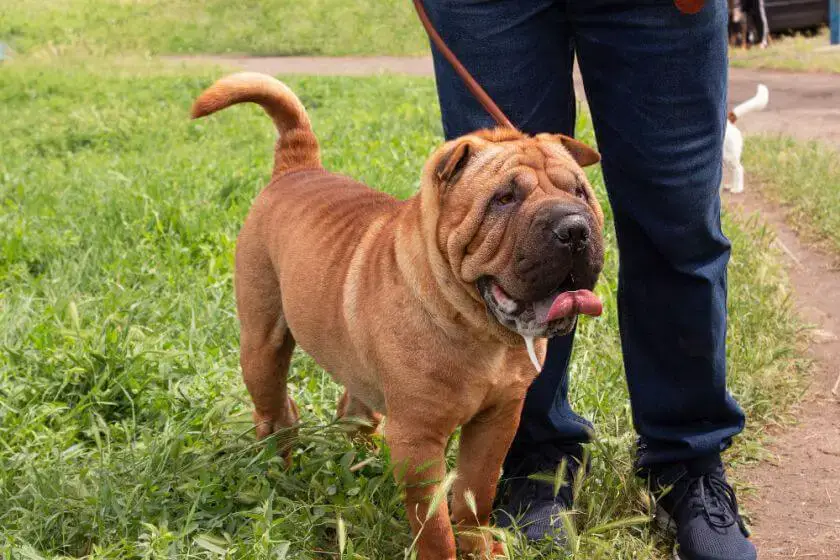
[463,140,584,188]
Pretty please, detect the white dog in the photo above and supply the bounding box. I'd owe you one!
[723,83,769,194]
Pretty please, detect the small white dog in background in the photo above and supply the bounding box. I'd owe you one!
[723,83,769,194]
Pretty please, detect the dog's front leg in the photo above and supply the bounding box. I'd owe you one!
[451,398,523,558]
[385,419,456,560]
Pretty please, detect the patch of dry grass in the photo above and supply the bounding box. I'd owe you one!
[729,27,840,74]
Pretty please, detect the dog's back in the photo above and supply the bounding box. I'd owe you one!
[193,74,406,406]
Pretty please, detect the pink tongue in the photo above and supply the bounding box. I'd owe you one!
[534,290,603,325]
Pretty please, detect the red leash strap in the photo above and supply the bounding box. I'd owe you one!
[412,0,705,129]
[412,0,515,129]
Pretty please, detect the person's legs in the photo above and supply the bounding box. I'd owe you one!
[572,2,753,557]
[425,0,573,138]
[424,0,592,462]
[572,0,744,468]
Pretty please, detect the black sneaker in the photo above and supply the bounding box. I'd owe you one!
[646,455,756,560]
[493,445,583,542]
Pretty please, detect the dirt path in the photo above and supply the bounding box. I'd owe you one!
[721,70,840,558]
[169,56,840,147]
[726,191,840,559]
[173,54,840,555]
[726,68,840,148]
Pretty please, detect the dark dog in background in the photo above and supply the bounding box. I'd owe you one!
[728,0,770,49]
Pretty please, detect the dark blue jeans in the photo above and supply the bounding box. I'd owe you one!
[425,0,745,467]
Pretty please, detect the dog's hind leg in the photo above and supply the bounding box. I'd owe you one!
[721,160,732,192]
[731,162,745,194]
[236,236,300,446]
[241,325,299,442]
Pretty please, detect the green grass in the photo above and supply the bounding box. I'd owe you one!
[744,136,840,254]
[6,0,840,73]
[0,0,428,57]
[0,58,805,559]
[729,27,840,74]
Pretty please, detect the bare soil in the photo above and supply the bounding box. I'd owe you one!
[725,68,840,148]
[168,56,840,147]
[171,54,840,556]
[727,190,840,559]
[722,69,840,558]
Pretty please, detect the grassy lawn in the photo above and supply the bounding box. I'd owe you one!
[744,136,840,253]
[6,0,839,74]
[0,57,805,559]
[729,27,840,74]
[0,0,428,57]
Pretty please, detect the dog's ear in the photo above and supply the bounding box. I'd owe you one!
[435,139,473,188]
[545,134,601,167]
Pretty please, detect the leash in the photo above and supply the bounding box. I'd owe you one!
[412,0,514,129]
[412,0,706,130]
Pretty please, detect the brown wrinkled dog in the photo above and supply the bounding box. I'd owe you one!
[192,73,605,559]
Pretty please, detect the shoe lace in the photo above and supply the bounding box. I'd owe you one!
[681,470,749,535]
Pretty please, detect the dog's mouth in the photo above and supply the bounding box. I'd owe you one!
[477,275,602,369]
[478,275,602,333]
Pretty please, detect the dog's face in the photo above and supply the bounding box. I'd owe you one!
[426,129,605,339]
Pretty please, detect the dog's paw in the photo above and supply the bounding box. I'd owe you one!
[457,531,507,559]
[253,397,300,465]
[253,398,299,437]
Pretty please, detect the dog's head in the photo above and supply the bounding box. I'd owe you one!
[421,128,605,341]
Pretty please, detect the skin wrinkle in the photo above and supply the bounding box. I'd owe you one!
[439,137,603,308]
[394,202,460,337]
[413,128,604,355]
[343,214,388,326]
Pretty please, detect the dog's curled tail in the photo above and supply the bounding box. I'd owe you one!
[191,72,321,176]
[729,83,769,123]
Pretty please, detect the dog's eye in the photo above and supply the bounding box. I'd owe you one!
[574,186,588,201]
[493,190,516,207]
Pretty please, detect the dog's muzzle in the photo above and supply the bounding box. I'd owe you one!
[477,275,602,340]
[475,203,604,370]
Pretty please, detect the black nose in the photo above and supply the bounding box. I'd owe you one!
[553,214,590,252]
